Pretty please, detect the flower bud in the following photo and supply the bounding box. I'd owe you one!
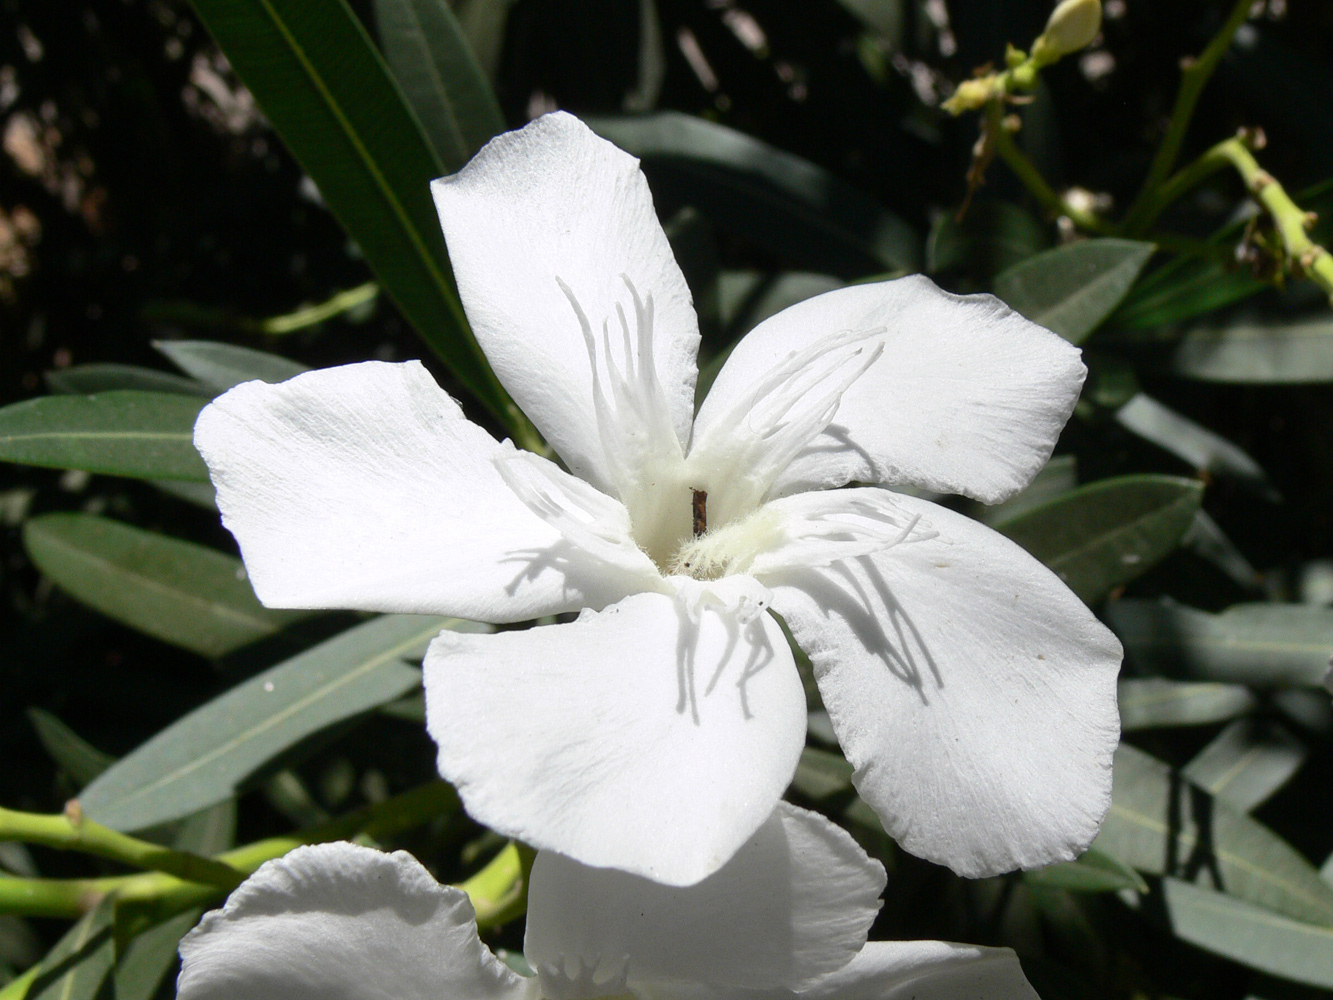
[1032,0,1102,65]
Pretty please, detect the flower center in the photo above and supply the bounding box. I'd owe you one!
[667,502,785,580]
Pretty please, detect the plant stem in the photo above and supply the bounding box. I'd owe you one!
[0,804,242,889]
[983,103,1112,233]
[459,841,535,930]
[1135,132,1333,301]
[1122,0,1252,233]
[1217,141,1333,302]
[0,781,459,920]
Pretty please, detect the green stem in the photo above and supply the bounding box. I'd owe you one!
[0,805,242,889]
[1122,0,1252,233]
[1138,134,1333,301]
[984,103,1111,233]
[459,841,536,930]
[260,282,380,334]
[1215,140,1333,302]
[143,282,379,336]
[0,781,460,920]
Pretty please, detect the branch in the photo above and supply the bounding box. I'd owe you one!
[0,803,242,889]
[1122,0,1252,232]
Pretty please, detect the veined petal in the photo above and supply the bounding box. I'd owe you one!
[423,591,807,886]
[432,112,699,502]
[177,842,534,1000]
[525,803,884,996]
[194,361,658,621]
[798,941,1040,1000]
[763,490,1121,878]
[692,275,1085,507]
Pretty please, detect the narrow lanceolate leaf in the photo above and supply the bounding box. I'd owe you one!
[0,392,208,481]
[996,474,1204,604]
[154,340,309,392]
[46,363,210,397]
[927,200,1048,278]
[1109,600,1333,687]
[974,454,1077,527]
[1117,678,1258,732]
[373,0,505,172]
[1183,718,1307,813]
[1115,393,1278,501]
[23,514,312,659]
[1108,254,1267,331]
[993,238,1155,344]
[79,614,474,831]
[185,0,514,423]
[26,709,115,786]
[1024,847,1148,894]
[1163,316,1333,384]
[587,113,919,276]
[113,908,205,1000]
[1092,743,1333,925]
[27,895,115,1000]
[1163,879,1333,988]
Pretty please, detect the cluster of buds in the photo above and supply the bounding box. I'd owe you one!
[943,0,1102,114]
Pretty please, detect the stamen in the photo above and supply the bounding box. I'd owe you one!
[493,448,654,573]
[554,274,688,563]
[687,326,886,526]
[749,494,939,577]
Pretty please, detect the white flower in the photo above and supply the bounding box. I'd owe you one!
[176,804,1042,1000]
[193,111,1121,887]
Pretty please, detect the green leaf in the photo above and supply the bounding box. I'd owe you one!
[1093,743,1333,924]
[79,614,472,831]
[1183,718,1306,813]
[0,392,209,481]
[27,895,115,1000]
[22,514,312,659]
[1118,678,1258,732]
[46,364,209,397]
[1108,600,1333,687]
[586,113,918,276]
[154,340,309,392]
[927,201,1049,278]
[1161,316,1333,384]
[172,800,238,856]
[996,474,1204,604]
[1163,878,1333,988]
[186,0,512,422]
[791,746,854,800]
[993,238,1155,344]
[1108,254,1267,331]
[973,454,1077,527]
[112,909,202,1000]
[26,709,115,786]
[1023,847,1149,893]
[1114,393,1278,501]
[372,0,504,172]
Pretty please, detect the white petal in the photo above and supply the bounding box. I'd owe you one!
[432,112,699,501]
[525,803,884,995]
[799,941,1040,1000]
[423,591,806,886]
[194,361,659,621]
[177,842,533,1000]
[762,489,1121,877]
[692,275,1085,506]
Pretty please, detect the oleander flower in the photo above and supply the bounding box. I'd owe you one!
[194,111,1121,888]
[176,804,1042,1000]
